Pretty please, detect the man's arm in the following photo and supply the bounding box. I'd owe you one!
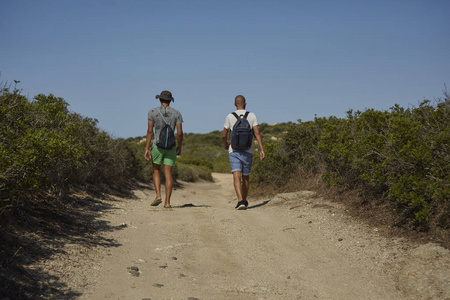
[176,123,183,155]
[144,120,154,161]
[222,128,229,150]
[253,125,265,161]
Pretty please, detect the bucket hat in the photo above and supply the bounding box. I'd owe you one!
[155,90,174,102]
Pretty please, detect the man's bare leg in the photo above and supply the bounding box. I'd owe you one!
[164,165,173,207]
[233,171,244,201]
[242,174,250,202]
[152,163,162,202]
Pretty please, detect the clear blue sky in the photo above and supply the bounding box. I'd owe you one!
[1,0,449,138]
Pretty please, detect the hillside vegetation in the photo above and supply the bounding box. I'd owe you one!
[0,87,143,217]
[1,84,448,238]
[125,131,228,184]
[126,122,293,183]
[252,92,449,244]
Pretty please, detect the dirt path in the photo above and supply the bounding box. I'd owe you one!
[65,173,448,299]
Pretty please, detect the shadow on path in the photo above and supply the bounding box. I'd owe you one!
[176,203,211,208]
[248,200,270,209]
[0,185,137,300]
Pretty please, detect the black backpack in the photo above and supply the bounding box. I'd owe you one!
[156,108,177,150]
[231,111,253,150]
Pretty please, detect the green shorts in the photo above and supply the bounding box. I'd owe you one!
[151,147,177,166]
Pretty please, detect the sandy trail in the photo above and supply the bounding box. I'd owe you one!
[77,173,449,300]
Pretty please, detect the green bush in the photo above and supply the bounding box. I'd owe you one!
[251,143,293,186]
[172,162,213,182]
[181,131,229,172]
[253,92,450,227]
[177,158,214,170]
[173,164,195,182]
[0,87,142,218]
[0,91,86,209]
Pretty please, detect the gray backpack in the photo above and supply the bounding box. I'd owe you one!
[156,108,176,150]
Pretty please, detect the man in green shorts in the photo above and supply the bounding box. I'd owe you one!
[145,90,183,208]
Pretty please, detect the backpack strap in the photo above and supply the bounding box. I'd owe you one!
[232,111,250,119]
[157,108,177,125]
[169,110,177,123]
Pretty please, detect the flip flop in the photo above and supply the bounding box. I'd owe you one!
[163,205,172,209]
[151,199,162,206]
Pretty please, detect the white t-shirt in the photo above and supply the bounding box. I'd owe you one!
[223,110,258,154]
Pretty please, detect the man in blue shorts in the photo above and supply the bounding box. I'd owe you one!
[222,95,265,210]
[145,90,183,208]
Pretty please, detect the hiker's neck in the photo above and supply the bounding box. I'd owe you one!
[161,103,170,108]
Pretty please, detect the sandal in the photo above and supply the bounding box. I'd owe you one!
[151,199,162,206]
[163,205,172,209]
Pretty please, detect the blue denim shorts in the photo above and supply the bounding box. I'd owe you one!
[229,151,253,176]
